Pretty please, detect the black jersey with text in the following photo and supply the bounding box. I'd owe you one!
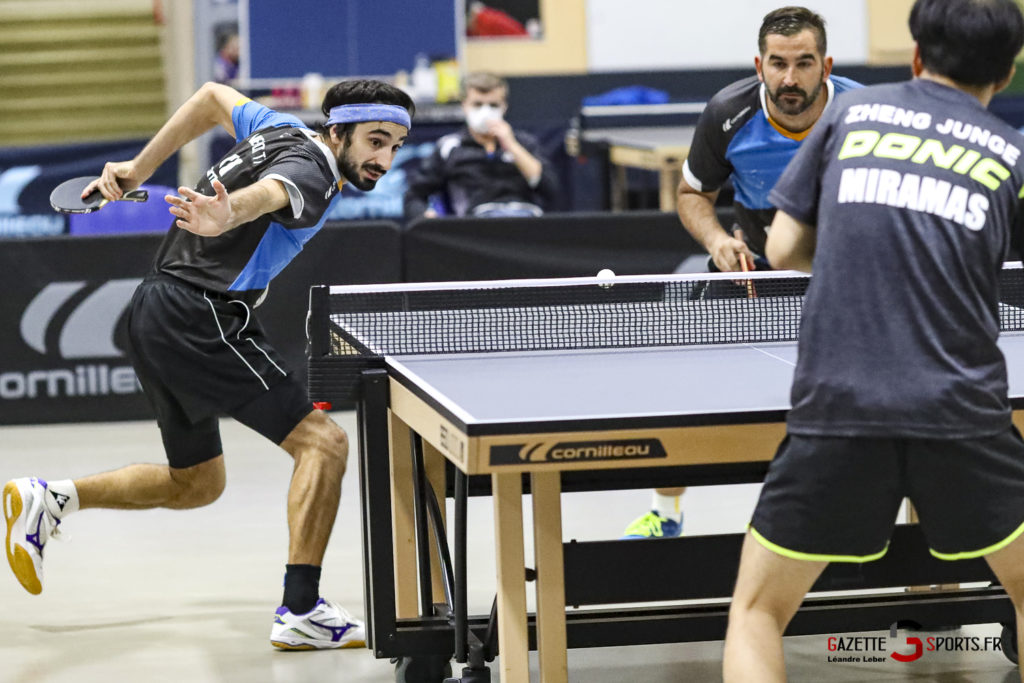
[770,78,1024,438]
[152,99,341,305]
[683,74,860,254]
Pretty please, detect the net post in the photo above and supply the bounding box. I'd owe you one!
[308,285,330,358]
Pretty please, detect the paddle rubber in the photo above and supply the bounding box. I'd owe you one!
[50,176,149,214]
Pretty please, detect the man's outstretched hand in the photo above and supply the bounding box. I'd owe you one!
[166,180,232,236]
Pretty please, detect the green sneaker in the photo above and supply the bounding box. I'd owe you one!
[621,510,683,539]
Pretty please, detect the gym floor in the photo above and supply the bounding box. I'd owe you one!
[0,414,1017,682]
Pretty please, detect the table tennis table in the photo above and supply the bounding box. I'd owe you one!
[579,126,696,212]
[308,267,1024,683]
[568,102,703,212]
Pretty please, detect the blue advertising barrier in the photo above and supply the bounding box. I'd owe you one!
[0,140,178,239]
[0,221,402,425]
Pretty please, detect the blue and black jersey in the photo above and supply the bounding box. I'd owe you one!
[683,74,861,254]
[153,99,342,305]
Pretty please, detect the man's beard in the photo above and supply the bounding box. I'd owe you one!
[339,144,386,192]
[768,72,824,116]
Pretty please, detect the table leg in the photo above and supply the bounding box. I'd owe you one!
[612,164,628,211]
[423,441,448,605]
[493,472,530,683]
[658,164,679,213]
[531,471,568,683]
[389,411,419,618]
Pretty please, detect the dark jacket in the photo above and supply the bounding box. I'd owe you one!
[403,128,559,218]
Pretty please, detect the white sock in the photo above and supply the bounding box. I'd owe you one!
[652,492,682,523]
[43,479,80,519]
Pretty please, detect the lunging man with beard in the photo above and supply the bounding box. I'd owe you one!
[3,79,413,650]
[622,7,859,540]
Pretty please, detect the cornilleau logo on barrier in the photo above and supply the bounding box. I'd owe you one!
[0,165,42,214]
[0,166,63,238]
[489,439,668,466]
[21,280,141,358]
[1,279,143,400]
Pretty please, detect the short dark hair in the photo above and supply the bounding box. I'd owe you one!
[317,79,416,138]
[214,22,238,52]
[758,6,827,56]
[461,72,508,98]
[910,0,1024,86]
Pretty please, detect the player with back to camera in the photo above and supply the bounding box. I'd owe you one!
[3,77,414,650]
[723,1,1024,680]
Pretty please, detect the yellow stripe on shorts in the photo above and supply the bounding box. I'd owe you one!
[749,525,889,563]
[929,518,1024,561]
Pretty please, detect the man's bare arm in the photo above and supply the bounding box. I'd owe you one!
[677,177,752,272]
[166,177,291,237]
[90,82,246,200]
[765,209,815,272]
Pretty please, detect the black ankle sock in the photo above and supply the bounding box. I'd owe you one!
[283,564,322,614]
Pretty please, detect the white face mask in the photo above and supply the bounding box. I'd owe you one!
[465,104,503,134]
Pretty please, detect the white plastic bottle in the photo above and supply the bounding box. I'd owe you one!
[301,72,326,110]
[410,54,438,102]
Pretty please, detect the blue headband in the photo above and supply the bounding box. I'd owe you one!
[325,104,411,130]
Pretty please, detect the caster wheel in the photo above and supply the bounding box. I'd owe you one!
[1001,623,1018,665]
[445,666,492,682]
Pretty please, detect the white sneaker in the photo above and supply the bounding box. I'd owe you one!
[3,477,60,595]
[270,597,366,650]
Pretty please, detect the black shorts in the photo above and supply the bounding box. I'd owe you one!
[750,428,1024,561]
[125,273,313,468]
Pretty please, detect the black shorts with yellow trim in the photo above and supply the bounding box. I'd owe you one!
[749,428,1024,562]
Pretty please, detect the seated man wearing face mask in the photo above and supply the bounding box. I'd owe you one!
[403,71,559,219]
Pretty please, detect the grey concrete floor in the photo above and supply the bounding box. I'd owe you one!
[0,414,1018,682]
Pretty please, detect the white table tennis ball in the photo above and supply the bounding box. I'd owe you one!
[597,268,615,278]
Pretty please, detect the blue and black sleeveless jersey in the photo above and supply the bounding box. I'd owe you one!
[152,98,342,305]
[682,74,861,254]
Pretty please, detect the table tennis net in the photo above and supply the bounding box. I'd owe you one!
[323,263,1024,358]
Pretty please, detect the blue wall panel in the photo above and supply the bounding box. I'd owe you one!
[247,0,457,78]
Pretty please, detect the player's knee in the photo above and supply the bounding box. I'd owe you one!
[184,478,225,508]
[284,411,349,474]
[728,592,790,633]
[727,586,761,619]
[168,458,226,509]
[319,422,349,475]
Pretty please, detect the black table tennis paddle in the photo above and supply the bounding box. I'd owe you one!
[50,176,149,214]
